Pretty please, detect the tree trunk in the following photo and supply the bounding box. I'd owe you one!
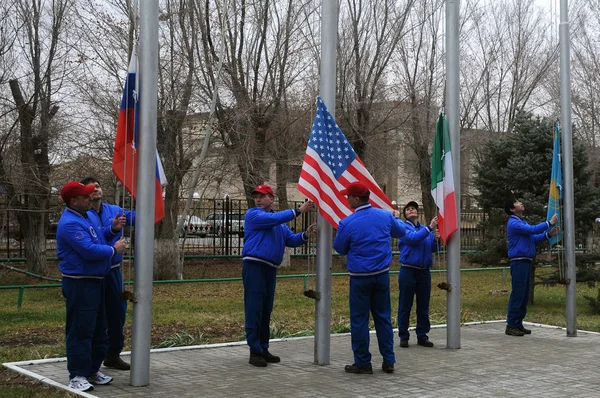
[22,214,47,275]
[275,160,288,209]
[154,238,180,280]
[8,79,52,275]
[155,177,183,280]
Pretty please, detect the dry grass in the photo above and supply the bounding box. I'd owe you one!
[1,259,599,397]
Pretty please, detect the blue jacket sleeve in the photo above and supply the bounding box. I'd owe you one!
[283,224,307,248]
[391,218,406,239]
[64,221,115,261]
[102,225,119,241]
[400,225,431,246]
[430,233,440,254]
[246,208,297,229]
[332,221,350,255]
[510,219,550,236]
[125,209,136,226]
[533,231,550,244]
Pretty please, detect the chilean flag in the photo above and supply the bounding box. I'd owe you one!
[112,51,167,223]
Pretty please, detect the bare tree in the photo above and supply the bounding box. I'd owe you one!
[71,0,136,163]
[149,0,199,280]
[197,0,317,207]
[337,0,414,158]
[460,0,555,133]
[2,0,75,274]
[74,0,203,280]
[393,0,444,220]
[570,1,600,149]
[566,0,600,183]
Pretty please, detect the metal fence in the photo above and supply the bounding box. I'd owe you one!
[0,198,491,258]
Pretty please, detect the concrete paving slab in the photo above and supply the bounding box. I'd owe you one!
[4,321,600,397]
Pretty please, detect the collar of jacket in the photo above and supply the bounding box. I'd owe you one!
[66,207,89,219]
[407,219,421,228]
[354,203,372,212]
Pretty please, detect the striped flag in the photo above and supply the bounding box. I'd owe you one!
[298,97,393,227]
[546,123,562,245]
[431,113,458,244]
[112,50,167,224]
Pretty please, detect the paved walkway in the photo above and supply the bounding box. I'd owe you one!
[4,321,600,397]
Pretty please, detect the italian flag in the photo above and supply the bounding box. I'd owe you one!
[431,114,458,244]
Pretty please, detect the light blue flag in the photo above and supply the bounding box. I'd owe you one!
[546,123,562,245]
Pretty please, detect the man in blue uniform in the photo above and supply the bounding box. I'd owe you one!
[242,184,314,367]
[397,201,439,348]
[504,199,558,336]
[333,182,406,375]
[82,177,134,370]
[57,181,127,392]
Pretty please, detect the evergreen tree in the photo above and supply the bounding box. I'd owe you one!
[471,111,600,266]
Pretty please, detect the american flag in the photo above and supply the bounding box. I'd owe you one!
[298,97,394,227]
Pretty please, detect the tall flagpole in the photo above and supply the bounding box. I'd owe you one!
[559,0,576,336]
[445,0,461,349]
[130,0,159,386]
[314,0,337,365]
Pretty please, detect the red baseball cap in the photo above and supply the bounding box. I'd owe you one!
[252,184,274,196]
[340,181,369,197]
[60,181,95,203]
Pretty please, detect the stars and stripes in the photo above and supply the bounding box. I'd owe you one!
[298,97,393,227]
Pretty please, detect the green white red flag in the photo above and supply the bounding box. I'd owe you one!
[431,114,458,244]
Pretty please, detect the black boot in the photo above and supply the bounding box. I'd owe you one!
[505,326,525,336]
[249,352,268,367]
[344,363,373,374]
[518,326,532,334]
[103,353,130,370]
[262,351,280,363]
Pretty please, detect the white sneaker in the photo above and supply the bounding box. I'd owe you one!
[88,370,113,385]
[68,376,94,391]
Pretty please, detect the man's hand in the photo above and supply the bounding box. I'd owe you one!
[434,229,440,239]
[114,237,127,254]
[305,223,316,237]
[299,200,314,214]
[549,226,560,236]
[112,212,127,231]
[430,215,439,230]
[549,213,558,226]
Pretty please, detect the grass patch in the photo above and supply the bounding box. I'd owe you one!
[153,328,208,348]
[2,260,599,396]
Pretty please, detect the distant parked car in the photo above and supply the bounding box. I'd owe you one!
[177,215,208,238]
[205,212,244,238]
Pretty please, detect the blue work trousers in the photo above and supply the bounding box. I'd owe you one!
[397,266,431,341]
[62,277,108,379]
[105,266,127,355]
[506,259,532,328]
[349,272,395,366]
[243,260,277,354]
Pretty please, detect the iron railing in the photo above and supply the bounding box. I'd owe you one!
[0,198,588,257]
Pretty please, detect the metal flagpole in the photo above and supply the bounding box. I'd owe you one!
[130,0,159,386]
[314,0,337,365]
[559,0,577,337]
[445,0,461,349]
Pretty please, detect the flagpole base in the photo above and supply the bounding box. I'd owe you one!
[303,290,321,300]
